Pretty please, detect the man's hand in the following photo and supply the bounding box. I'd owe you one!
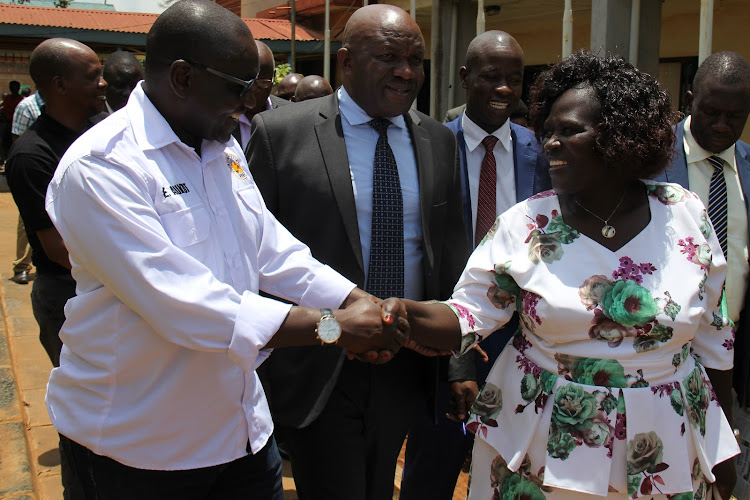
[342,291,398,364]
[336,297,402,359]
[446,380,479,422]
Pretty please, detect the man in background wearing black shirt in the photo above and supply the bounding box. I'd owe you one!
[6,36,106,500]
[6,38,106,368]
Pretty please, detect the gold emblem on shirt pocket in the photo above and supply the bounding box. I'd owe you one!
[160,204,211,247]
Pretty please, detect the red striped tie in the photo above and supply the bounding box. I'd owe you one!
[475,135,499,247]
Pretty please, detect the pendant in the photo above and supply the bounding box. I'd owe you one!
[602,225,616,239]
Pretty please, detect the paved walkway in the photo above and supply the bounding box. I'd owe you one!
[0,181,468,500]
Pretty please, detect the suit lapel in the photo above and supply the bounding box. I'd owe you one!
[455,123,473,246]
[314,95,365,273]
[407,109,435,269]
[667,121,690,186]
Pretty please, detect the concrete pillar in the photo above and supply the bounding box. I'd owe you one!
[429,0,447,120]
[590,0,632,60]
[636,0,662,78]
[699,0,714,64]
[430,0,475,120]
[590,0,661,78]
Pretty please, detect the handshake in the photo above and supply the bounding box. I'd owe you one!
[332,293,453,364]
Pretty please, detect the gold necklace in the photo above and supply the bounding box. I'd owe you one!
[574,190,627,239]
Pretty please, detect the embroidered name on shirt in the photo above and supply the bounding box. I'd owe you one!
[162,183,190,198]
[225,152,248,180]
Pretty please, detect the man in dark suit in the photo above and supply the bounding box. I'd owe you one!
[246,5,467,499]
[653,51,750,420]
[399,31,551,500]
[233,40,288,152]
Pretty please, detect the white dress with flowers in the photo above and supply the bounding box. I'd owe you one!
[447,181,739,500]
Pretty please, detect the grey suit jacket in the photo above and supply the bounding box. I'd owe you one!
[246,92,468,428]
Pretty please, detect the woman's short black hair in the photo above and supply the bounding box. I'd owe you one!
[529,50,676,180]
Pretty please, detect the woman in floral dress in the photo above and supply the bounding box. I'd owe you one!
[384,51,739,499]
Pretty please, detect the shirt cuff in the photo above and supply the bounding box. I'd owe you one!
[229,291,293,374]
[297,265,357,310]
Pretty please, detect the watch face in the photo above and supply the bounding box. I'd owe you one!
[317,318,341,343]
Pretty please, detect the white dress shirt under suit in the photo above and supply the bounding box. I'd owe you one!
[460,112,516,241]
[44,83,355,470]
[337,86,424,300]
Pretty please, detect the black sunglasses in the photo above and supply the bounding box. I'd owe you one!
[184,59,260,100]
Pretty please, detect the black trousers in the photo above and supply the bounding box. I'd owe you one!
[58,434,284,500]
[285,351,430,500]
[30,272,75,368]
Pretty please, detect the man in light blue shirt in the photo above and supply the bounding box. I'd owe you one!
[247,4,468,499]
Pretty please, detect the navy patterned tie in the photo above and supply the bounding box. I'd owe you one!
[366,118,404,298]
[707,155,728,258]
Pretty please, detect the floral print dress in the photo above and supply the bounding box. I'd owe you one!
[447,181,739,500]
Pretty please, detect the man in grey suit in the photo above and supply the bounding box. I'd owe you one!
[246,5,467,499]
[653,52,750,436]
[233,40,288,152]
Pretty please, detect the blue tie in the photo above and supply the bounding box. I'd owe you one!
[366,118,404,299]
[707,155,728,258]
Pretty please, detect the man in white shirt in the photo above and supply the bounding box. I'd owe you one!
[45,1,401,498]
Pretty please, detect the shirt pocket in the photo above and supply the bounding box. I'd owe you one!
[236,184,263,215]
[160,204,211,247]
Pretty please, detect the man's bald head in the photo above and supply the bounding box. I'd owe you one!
[28,38,106,131]
[338,4,424,117]
[144,0,256,80]
[256,41,275,77]
[103,51,144,111]
[143,0,259,151]
[465,30,523,72]
[276,73,303,100]
[693,51,750,95]
[342,4,421,49]
[30,38,98,91]
[292,75,333,102]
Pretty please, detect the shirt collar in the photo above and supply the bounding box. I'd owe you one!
[337,87,406,130]
[127,82,232,159]
[461,112,511,153]
[128,83,184,152]
[683,115,736,171]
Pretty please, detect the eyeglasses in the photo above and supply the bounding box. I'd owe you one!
[184,59,259,100]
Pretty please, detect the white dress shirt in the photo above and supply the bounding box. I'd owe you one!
[337,87,424,300]
[461,112,516,242]
[44,83,355,470]
[238,97,273,151]
[683,116,749,322]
